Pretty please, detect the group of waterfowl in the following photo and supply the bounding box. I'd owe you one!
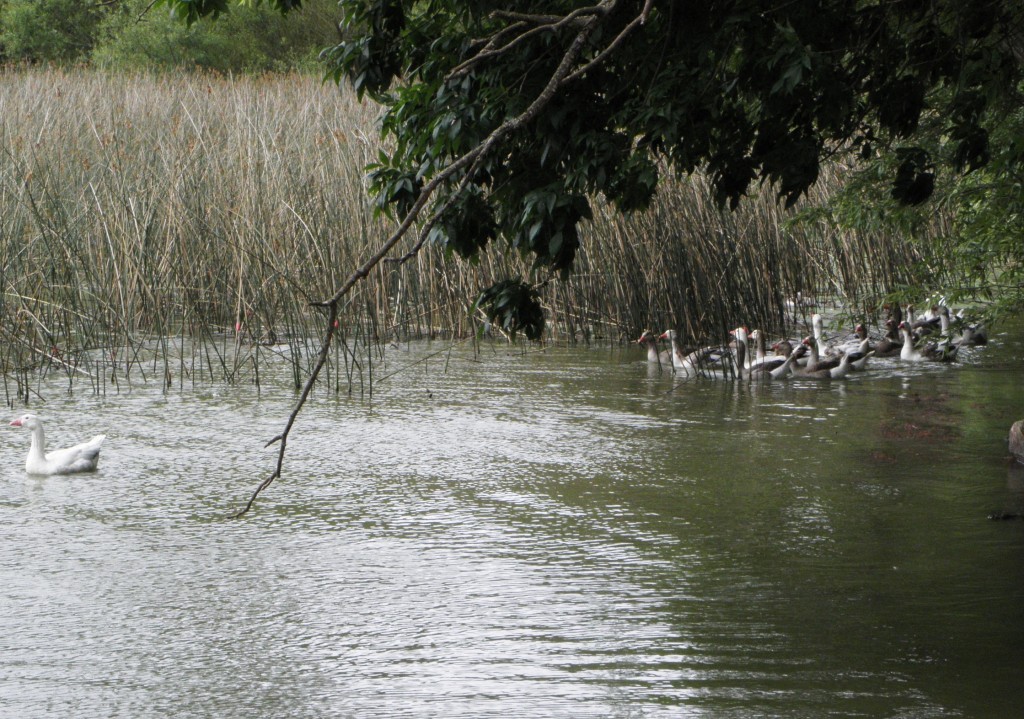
[637,304,988,382]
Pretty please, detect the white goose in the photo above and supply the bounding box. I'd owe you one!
[811,313,841,360]
[10,414,106,475]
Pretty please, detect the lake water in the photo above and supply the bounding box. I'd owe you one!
[2,324,1023,718]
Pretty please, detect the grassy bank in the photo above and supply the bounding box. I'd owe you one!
[0,68,948,398]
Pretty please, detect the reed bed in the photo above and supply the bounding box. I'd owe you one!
[0,67,951,400]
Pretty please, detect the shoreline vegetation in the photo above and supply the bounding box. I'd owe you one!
[0,67,965,400]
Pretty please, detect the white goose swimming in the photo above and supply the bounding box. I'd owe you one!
[10,414,106,475]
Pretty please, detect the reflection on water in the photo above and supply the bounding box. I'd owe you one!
[2,325,1024,718]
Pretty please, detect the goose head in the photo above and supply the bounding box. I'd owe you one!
[772,339,794,357]
[10,414,39,430]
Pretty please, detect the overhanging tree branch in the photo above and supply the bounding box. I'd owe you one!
[234,1,654,515]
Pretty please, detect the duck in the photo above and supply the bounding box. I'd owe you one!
[771,338,795,358]
[847,338,875,371]
[945,307,989,347]
[898,322,958,362]
[838,326,875,370]
[799,335,842,373]
[751,343,809,380]
[811,314,841,360]
[911,305,943,335]
[748,329,775,367]
[636,329,671,365]
[957,318,989,346]
[872,318,903,357]
[785,291,817,310]
[883,303,903,326]
[792,349,854,380]
[730,327,807,381]
[659,329,730,377]
[9,414,106,475]
[748,330,802,374]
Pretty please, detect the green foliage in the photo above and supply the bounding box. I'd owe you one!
[427,186,497,261]
[0,0,102,63]
[793,87,1024,320]
[94,0,338,72]
[157,0,304,26]
[325,0,1023,327]
[475,279,546,341]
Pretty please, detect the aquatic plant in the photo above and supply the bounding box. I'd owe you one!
[0,67,953,408]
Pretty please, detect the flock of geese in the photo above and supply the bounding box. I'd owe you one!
[637,304,988,381]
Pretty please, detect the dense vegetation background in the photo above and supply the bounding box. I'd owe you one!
[0,0,339,72]
[0,0,1021,358]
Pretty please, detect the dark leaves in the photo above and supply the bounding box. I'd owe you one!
[366,155,422,219]
[874,75,927,139]
[891,147,935,205]
[948,91,991,173]
[475,279,545,341]
[952,124,991,173]
[430,187,497,259]
[606,155,659,213]
[160,0,231,25]
[324,0,407,99]
[513,187,591,279]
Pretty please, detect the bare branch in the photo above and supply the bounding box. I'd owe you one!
[564,0,653,83]
[451,0,616,79]
[236,1,615,515]
[234,300,338,517]
[491,5,607,26]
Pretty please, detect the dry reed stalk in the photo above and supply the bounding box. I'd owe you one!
[0,67,957,396]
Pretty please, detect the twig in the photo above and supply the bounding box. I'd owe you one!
[564,0,653,83]
[234,299,338,518]
[451,1,613,79]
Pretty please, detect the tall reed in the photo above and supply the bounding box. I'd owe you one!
[0,67,952,398]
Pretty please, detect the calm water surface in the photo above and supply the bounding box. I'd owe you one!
[2,325,1024,718]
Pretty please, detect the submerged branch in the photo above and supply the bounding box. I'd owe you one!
[234,300,338,518]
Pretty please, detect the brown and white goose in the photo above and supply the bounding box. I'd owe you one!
[799,335,841,373]
[792,349,854,380]
[636,330,671,365]
[659,329,731,377]
[811,314,841,360]
[898,321,958,362]
[873,319,903,357]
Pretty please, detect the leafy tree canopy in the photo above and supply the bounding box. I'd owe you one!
[0,0,103,62]
[94,0,339,72]
[162,0,1024,337]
